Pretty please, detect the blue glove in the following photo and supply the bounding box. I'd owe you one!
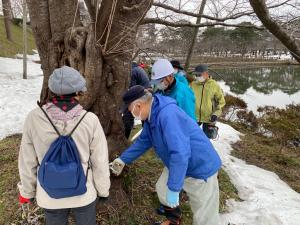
[166,189,179,208]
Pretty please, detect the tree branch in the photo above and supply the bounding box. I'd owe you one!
[121,0,147,12]
[151,0,292,22]
[152,2,226,22]
[249,0,300,63]
[84,0,96,21]
[141,18,263,30]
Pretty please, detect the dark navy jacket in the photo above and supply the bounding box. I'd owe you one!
[130,63,151,88]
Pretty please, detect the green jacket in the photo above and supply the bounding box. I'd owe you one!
[191,78,225,123]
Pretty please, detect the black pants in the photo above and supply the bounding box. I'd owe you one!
[197,122,210,138]
[122,109,134,139]
[44,200,97,225]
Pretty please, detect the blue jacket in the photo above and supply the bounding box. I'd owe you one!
[120,95,222,192]
[174,70,188,86]
[163,78,196,121]
[130,63,151,88]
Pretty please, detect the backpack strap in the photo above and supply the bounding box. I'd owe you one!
[37,101,61,136]
[68,111,89,136]
[86,157,91,183]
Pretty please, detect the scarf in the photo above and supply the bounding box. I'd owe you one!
[50,94,79,112]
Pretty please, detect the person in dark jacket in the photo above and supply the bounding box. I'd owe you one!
[170,60,188,85]
[123,62,151,138]
[130,62,151,88]
[112,85,221,225]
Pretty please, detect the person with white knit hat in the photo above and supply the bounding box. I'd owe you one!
[150,59,196,121]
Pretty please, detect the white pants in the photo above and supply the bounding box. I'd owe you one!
[156,167,220,225]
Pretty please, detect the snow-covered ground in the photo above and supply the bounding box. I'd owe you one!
[214,123,300,225]
[0,55,300,224]
[0,56,43,139]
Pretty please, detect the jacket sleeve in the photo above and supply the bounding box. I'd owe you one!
[18,113,38,199]
[120,126,152,164]
[212,82,226,117]
[130,68,138,87]
[160,107,191,192]
[139,68,151,88]
[89,115,111,197]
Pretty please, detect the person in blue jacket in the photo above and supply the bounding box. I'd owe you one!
[170,60,189,86]
[111,85,221,225]
[151,59,196,121]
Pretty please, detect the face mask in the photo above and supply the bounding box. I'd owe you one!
[196,76,206,83]
[173,69,178,74]
[156,81,168,91]
[132,104,142,120]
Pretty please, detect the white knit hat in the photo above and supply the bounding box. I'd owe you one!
[151,59,174,81]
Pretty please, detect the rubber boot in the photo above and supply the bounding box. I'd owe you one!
[156,204,166,215]
[154,206,181,225]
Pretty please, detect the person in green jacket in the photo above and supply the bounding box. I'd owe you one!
[191,64,225,138]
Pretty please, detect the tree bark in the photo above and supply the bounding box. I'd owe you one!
[23,0,27,79]
[184,0,206,71]
[249,0,300,63]
[2,0,13,41]
[26,0,152,220]
[27,0,152,159]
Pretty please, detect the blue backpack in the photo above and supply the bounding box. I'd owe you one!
[38,104,89,199]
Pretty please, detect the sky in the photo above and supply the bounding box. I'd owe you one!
[146,0,300,27]
[1,0,299,26]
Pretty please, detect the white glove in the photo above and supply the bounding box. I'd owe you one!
[109,158,125,176]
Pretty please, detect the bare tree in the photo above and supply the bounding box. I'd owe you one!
[26,0,152,215]
[2,0,13,41]
[184,0,207,71]
[139,0,297,66]
[144,0,291,28]
[22,0,27,79]
[249,0,300,63]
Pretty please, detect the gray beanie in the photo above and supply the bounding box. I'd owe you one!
[48,66,87,95]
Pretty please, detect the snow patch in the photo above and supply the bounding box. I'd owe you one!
[214,122,300,225]
[0,55,43,140]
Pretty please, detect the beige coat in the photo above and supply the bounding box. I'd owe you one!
[18,107,110,209]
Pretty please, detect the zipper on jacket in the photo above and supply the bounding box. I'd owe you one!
[199,83,205,122]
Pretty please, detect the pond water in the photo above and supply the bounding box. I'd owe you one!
[212,66,300,113]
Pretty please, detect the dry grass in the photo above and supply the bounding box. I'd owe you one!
[228,104,300,193]
[232,130,300,193]
[0,130,239,225]
[0,17,36,58]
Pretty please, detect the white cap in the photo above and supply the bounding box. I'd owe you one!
[151,59,174,80]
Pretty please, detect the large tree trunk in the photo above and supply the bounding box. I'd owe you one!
[2,0,13,41]
[26,0,152,220]
[249,0,300,63]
